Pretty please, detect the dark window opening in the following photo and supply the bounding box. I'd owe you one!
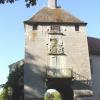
[75,25,79,31]
[90,59,93,74]
[51,25,60,32]
[33,24,37,30]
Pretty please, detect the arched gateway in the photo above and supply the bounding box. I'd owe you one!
[46,78,74,100]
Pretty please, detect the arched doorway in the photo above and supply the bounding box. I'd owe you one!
[46,78,74,100]
[44,89,62,100]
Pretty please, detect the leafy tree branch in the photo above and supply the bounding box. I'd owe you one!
[0,0,37,7]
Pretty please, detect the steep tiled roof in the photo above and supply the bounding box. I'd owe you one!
[87,37,100,55]
[25,7,86,25]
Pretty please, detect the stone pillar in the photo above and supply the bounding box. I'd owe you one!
[48,0,57,9]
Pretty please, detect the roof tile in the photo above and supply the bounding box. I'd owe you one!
[25,7,86,24]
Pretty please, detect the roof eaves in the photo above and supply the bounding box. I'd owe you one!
[24,20,87,25]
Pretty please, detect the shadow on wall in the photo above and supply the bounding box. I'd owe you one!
[72,80,92,90]
[24,51,46,99]
[24,51,74,100]
[25,51,40,61]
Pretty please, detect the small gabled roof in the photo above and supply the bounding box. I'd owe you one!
[87,37,100,55]
[24,7,87,25]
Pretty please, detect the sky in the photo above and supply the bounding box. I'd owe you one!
[0,0,100,85]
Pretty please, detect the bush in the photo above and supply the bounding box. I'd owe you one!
[44,90,62,100]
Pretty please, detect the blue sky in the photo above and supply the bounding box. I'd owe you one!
[0,0,100,85]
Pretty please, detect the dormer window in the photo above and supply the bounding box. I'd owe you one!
[33,24,37,30]
[75,25,79,31]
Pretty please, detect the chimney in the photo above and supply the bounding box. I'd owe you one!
[48,0,57,9]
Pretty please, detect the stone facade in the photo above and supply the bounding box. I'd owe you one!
[24,23,92,99]
[23,0,93,99]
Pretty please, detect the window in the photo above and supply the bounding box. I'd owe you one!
[75,25,79,31]
[33,24,37,30]
[50,56,57,67]
[90,59,93,74]
[51,25,60,32]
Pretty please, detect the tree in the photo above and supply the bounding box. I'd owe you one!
[7,63,24,100]
[2,61,24,100]
[0,91,4,100]
[0,88,8,100]
[0,0,37,7]
[45,90,62,100]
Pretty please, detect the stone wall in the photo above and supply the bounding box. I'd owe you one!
[61,25,91,79]
[24,24,91,99]
[24,24,48,99]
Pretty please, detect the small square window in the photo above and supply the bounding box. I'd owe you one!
[51,25,60,32]
[75,25,79,31]
[33,24,37,30]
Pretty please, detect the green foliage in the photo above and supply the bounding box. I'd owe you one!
[25,0,37,7]
[0,0,37,7]
[0,0,17,4]
[2,61,24,100]
[0,89,8,100]
[0,92,4,100]
[8,63,24,100]
[7,64,24,88]
[45,91,62,100]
